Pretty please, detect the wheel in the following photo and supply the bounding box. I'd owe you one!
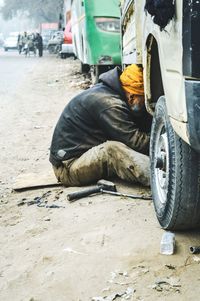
[81,62,90,74]
[91,65,113,85]
[48,45,54,54]
[61,53,65,59]
[4,48,8,52]
[150,96,200,230]
[54,44,59,54]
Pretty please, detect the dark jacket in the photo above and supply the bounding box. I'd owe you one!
[50,67,152,167]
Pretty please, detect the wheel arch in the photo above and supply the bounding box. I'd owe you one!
[145,35,164,115]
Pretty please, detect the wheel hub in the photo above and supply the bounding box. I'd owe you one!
[154,129,169,204]
[155,151,166,170]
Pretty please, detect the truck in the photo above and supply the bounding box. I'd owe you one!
[121,0,200,230]
[71,0,121,83]
[40,22,59,49]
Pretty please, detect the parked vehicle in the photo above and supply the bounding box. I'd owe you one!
[121,1,200,230]
[60,20,74,59]
[40,22,59,49]
[4,35,18,51]
[47,31,63,54]
[71,0,121,83]
[42,33,51,50]
[0,33,4,47]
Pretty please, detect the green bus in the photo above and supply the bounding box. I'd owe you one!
[71,0,121,82]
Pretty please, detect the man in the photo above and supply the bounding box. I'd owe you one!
[49,64,152,187]
[21,32,28,51]
[17,33,23,54]
[35,33,43,57]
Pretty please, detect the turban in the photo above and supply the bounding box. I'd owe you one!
[120,64,144,95]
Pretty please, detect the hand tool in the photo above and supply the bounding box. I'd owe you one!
[99,189,152,200]
[189,246,200,254]
[67,179,116,202]
[67,179,152,202]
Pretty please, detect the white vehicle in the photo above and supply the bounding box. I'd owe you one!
[121,0,200,230]
[60,43,74,58]
[4,35,18,51]
[60,20,74,59]
[0,33,4,47]
[47,31,63,54]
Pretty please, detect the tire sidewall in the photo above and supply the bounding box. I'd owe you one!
[150,96,176,227]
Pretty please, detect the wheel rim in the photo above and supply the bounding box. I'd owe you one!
[154,123,169,205]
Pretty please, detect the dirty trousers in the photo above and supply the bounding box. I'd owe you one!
[53,141,150,187]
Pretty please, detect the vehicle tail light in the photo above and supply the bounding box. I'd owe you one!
[94,17,120,33]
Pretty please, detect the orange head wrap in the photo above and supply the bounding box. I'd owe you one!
[120,64,144,95]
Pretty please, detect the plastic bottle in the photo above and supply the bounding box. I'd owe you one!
[160,231,175,255]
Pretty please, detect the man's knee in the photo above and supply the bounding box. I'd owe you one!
[102,141,127,154]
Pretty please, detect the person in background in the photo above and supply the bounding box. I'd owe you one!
[50,64,152,187]
[17,33,23,54]
[35,33,43,57]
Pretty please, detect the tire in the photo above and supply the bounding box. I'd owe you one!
[54,44,60,54]
[91,65,114,85]
[61,53,65,59]
[81,62,90,74]
[48,45,55,54]
[150,96,200,230]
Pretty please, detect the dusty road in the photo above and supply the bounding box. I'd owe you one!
[0,50,37,95]
[0,51,200,301]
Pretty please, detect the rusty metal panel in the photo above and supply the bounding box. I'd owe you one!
[121,0,143,66]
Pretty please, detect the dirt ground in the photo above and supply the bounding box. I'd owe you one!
[1,55,200,301]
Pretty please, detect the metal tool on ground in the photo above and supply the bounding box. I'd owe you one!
[67,179,116,202]
[99,189,152,200]
[67,179,152,202]
[189,246,200,254]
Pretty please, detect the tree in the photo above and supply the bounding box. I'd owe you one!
[1,0,64,24]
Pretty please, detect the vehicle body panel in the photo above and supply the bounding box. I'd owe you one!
[47,31,63,46]
[71,0,121,67]
[4,36,18,50]
[61,43,73,54]
[63,20,72,44]
[61,20,73,56]
[121,0,200,151]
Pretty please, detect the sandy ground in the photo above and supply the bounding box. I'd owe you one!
[1,55,200,301]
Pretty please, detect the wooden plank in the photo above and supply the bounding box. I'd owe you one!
[13,170,62,191]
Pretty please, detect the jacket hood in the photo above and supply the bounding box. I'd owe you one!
[98,67,127,100]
